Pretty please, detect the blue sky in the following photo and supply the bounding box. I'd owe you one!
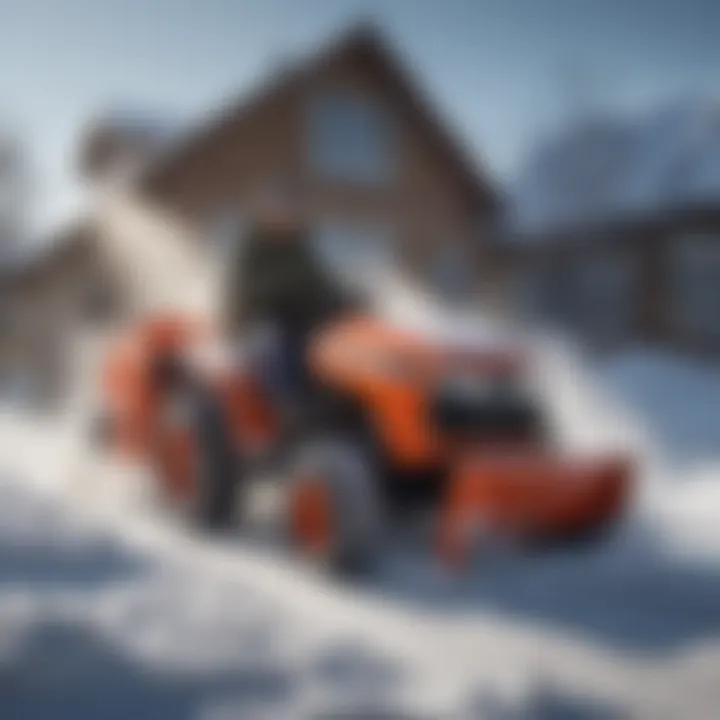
[0,0,719,233]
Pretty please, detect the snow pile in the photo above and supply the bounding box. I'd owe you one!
[529,335,653,458]
[600,350,720,466]
[524,339,720,557]
[374,272,520,352]
[598,349,720,556]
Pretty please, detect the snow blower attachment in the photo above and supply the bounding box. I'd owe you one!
[93,228,632,573]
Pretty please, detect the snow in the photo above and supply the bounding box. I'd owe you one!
[600,350,720,467]
[599,349,720,560]
[374,274,518,351]
[1,323,720,716]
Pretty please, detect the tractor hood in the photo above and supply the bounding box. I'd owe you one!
[312,281,526,387]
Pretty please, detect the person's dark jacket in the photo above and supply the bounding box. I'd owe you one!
[225,227,350,338]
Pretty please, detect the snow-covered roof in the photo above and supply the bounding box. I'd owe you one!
[510,95,720,238]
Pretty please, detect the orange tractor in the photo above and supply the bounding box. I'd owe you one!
[93,230,631,572]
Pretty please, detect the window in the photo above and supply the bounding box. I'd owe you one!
[308,91,395,183]
[673,234,720,338]
[511,266,552,322]
[513,253,635,342]
[514,261,580,328]
[573,254,636,342]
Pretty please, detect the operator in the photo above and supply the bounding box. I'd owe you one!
[223,203,349,411]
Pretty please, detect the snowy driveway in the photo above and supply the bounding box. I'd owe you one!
[2,345,720,718]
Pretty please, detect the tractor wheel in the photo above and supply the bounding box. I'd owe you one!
[154,385,239,531]
[288,438,383,575]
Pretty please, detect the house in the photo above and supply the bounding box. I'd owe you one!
[78,24,501,325]
[0,130,112,409]
[0,221,112,408]
[497,98,720,355]
[494,201,720,355]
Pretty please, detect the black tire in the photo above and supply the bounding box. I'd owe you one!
[157,385,240,531]
[189,388,240,530]
[290,438,383,575]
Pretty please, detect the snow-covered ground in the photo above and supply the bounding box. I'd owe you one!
[1,321,720,718]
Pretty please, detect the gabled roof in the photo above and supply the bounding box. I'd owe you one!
[139,23,499,212]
